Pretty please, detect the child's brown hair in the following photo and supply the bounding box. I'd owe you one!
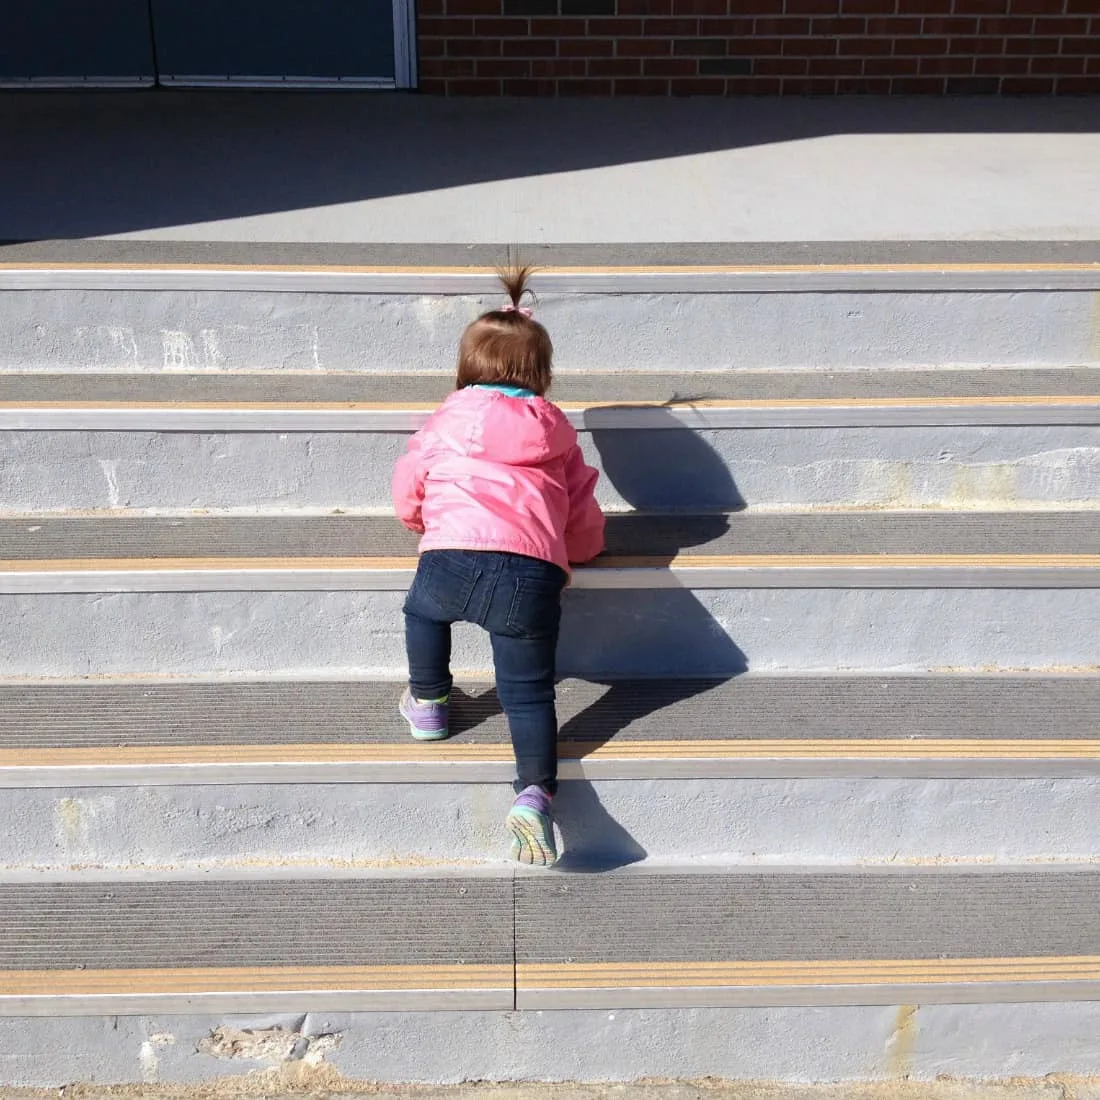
[456,266,553,397]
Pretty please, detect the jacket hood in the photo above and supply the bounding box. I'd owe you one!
[448,387,576,466]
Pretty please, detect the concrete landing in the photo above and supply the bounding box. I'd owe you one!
[1,94,1098,244]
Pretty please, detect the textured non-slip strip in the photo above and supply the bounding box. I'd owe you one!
[3,262,1100,294]
[2,367,1099,406]
[4,513,1099,560]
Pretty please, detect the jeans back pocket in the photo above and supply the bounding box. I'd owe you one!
[406,551,481,622]
[505,574,564,639]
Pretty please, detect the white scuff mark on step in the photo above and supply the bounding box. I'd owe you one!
[97,459,122,508]
[138,1042,157,1083]
[139,1032,176,1083]
[270,324,324,371]
[310,325,321,370]
[200,329,226,369]
[209,622,242,659]
[162,331,199,370]
[73,325,139,369]
[198,1024,342,1065]
[411,295,449,340]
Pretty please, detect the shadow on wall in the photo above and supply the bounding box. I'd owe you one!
[550,405,750,869]
[0,92,1095,240]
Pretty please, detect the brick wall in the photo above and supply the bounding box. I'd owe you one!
[415,0,1100,94]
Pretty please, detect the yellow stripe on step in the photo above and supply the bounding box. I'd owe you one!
[3,739,1100,769]
[517,957,1100,989]
[0,964,511,996]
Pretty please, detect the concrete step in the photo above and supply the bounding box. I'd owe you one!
[6,675,1100,785]
[1,866,1097,1016]
[1,512,1097,676]
[5,511,1099,584]
[2,676,1098,870]
[3,368,1099,512]
[3,255,1099,373]
[10,773,1100,870]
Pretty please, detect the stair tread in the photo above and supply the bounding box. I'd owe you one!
[0,876,511,972]
[4,240,1100,267]
[0,868,1096,978]
[3,512,1099,562]
[4,367,1099,406]
[516,867,1100,965]
[3,676,1098,751]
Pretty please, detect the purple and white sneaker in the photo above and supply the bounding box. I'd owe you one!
[399,689,450,742]
[507,785,557,866]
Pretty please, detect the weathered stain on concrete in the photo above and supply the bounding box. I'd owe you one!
[55,798,87,850]
[887,1006,920,1079]
[53,795,119,860]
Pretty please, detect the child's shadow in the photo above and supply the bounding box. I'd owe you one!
[448,685,649,870]
[553,402,751,869]
[452,401,750,871]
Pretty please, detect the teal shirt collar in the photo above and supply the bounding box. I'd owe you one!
[471,383,536,399]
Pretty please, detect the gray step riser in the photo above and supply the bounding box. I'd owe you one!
[5,425,1099,513]
[4,289,1097,372]
[4,1005,1100,1086]
[4,779,1099,870]
[1,589,1096,677]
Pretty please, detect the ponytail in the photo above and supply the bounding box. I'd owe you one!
[456,264,553,396]
[497,264,535,312]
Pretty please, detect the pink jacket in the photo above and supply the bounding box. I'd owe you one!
[392,386,606,573]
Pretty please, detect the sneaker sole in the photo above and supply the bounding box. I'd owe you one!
[407,726,450,742]
[507,808,557,867]
[399,701,449,742]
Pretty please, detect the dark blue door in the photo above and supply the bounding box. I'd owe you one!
[0,1,155,84]
[151,1,398,86]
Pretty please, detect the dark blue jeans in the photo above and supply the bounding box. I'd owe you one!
[403,549,568,795]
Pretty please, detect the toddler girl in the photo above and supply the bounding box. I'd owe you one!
[392,267,605,866]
